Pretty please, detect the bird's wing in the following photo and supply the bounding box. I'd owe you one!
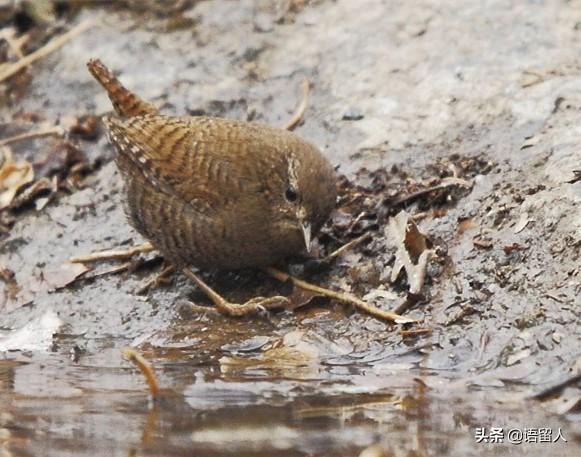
[105,114,287,213]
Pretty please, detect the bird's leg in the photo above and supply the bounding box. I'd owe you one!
[324,232,372,262]
[182,268,289,317]
[137,265,176,295]
[264,267,414,324]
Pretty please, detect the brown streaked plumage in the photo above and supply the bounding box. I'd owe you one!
[87,58,336,273]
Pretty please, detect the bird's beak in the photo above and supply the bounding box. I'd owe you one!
[301,221,312,253]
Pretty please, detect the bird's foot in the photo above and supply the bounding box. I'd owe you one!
[189,295,289,317]
[213,295,289,317]
[264,267,415,324]
[182,268,289,317]
[137,265,175,295]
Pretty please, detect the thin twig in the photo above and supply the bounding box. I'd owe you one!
[0,28,29,59]
[0,19,96,83]
[264,267,414,324]
[543,293,564,303]
[70,242,154,263]
[325,232,372,262]
[122,348,160,400]
[63,261,132,289]
[388,177,472,207]
[400,328,432,337]
[84,261,132,279]
[282,78,311,131]
[0,126,64,147]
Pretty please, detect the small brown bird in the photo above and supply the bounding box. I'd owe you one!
[87,59,336,315]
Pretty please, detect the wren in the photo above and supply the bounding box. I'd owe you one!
[87,59,336,314]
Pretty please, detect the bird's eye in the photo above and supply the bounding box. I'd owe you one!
[285,186,298,202]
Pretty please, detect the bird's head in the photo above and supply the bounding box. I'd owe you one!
[274,140,336,253]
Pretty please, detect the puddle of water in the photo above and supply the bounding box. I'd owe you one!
[1,339,578,457]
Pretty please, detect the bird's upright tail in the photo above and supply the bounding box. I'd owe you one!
[87,58,157,118]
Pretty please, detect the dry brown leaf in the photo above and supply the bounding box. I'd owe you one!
[9,175,57,210]
[473,235,494,249]
[513,212,532,233]
[42,263,90,290]
[0,148,34,209]
[0,265,19,301]
[387,210,433,294]
[2,262,89,312]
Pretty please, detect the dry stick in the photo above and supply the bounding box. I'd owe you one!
[0,28,29,59]
[325,232,372,262]
[83,261,132,280]
[70,242,154,263]
[0,126,64,147]
[264,267,414,324]
[400,328,432,337]
[389,177,472,207]
[0,19,96,83]
[282,79,311,131]
[122,348,160,400]
[64,261,131,290]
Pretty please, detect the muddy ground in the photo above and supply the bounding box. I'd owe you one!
[0,1,580,456]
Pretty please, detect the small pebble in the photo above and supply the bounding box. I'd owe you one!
[342,108,364,121]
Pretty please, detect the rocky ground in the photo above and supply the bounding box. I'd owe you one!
[0,1,579,456]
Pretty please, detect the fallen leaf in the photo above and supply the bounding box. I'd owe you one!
[457,217,476,234]
[0,148,34,209]
[473,235,494,249]
[513,212,532,233]
[387,211,434,294]
[8,175,57,210]
[566,170,581,184]
[2,262,89,312]
[0,265,19,301]
[42,262,90,290]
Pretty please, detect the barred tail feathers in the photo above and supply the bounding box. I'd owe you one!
[87,58,157,118]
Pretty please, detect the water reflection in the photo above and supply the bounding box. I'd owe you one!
[0,340,577,457]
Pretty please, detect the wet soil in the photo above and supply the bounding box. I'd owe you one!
[0,1,580,456]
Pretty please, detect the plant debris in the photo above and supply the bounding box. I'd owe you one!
[2,262,89,311]
[0,19,95,83]
[122,348,161,401]
[387,211,434,295]
[282,78,310,131]
[0,147,33,209]
[0,265,18,302]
